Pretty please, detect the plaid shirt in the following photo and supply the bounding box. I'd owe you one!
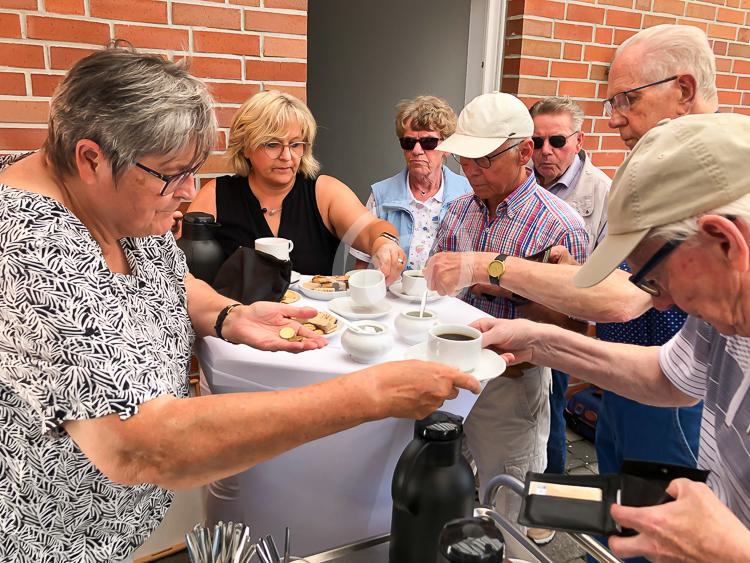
[432,173,589,319]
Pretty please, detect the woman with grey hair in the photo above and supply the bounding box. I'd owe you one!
[351,95,472,271]
[0,46,479,562]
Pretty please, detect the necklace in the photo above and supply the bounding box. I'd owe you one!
[261,206,282,216]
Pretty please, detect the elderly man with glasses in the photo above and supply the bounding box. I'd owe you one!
[473,112,750,563]
[424,92,589,536]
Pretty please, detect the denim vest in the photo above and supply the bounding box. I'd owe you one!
[371,165,472,261]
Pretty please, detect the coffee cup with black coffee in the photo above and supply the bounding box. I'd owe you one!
[426,324,482,372]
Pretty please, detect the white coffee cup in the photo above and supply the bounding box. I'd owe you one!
[401,269,427,296]
[348,269,386,308]
[255,237,294,261]
[426,324,483,372]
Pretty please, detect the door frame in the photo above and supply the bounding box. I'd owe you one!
[465,0,506,103]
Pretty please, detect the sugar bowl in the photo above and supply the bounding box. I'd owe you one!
[341,320,393,363]
[394,309,439,344]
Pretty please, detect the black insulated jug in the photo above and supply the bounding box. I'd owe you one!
[176,212,225,284]
[389,411,475,563]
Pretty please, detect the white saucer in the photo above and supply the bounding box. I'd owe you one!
[403,342,506,382]
[328,297,392,320]
[298,284,348,301]
[389,280,442,303]
[290,270,301,285]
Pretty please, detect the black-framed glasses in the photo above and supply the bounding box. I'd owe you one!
[451,141,523,169]
[532,131,579,150]
[628,239,683,296]
[399,136,441,151]
[261,141,308,159]
[604,75,678,117]
[135,161,203,196]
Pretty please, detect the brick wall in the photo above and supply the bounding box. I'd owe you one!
[501,0,750,177]
[0,0,308,179]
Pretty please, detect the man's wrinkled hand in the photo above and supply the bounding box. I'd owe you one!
[548,245,579,265]
[424,252,477,295]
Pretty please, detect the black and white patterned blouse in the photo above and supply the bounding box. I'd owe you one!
[0,155,194,561]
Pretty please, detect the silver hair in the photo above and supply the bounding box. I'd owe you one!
[528,96,585,131]
[649,194,750,242]
[616,24,717,104]
[44,44,217,179]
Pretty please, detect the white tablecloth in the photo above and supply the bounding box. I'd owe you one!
[197,282,490,556]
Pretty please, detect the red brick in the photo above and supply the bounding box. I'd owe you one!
[0,42,44,68]
[727,0,741,7]
[205,81,261,104]
[520,18,554,38]
[173,3,241,30]
[590,151,626,167]
[50,46,98,70]
[0,100,49,123]
[734,107,750,116]
[517,77,558,96]
[520,38,562,58]
[716,74,737,90]
[739,27,750,42]
[246,60,306,82]
[716,57,731,72]
[501,76,520,94]
[595,26,614,44]
[114,24,189,51]
[577,99,607,117]
[44,0,85,14]
[566,4,605,24]
[590,64,609,80]
[0,128,48,151]
[555,22,594,41]
[686,3,716,19]
[264,0,306,9]
[551,61,589,79]
[214,130,227,151]
[563,43,583,60]
[743,92,750,106]
[596,82,609,98]
[712,40,728,56]
[582,135,600,151]
[584,45,616,63]
[597,0,632,7]
[0,12,20,38]
[707,23,737,40]
[194,30,260,56]
[643,14,676,28]
[184,56,242,80]
[718,7,745,24]
[718,90,742,105]
[200,153,231,174]
[738,76,750,90]
[266,84,306,101]
[728,42,750,57]
[614,28,638,44]
[558,80,597,98]
[243,10,306,35]
[652,0,685,15]
[229,0,260,5]
[27,16,110,45]
[31,73,64,96]
[504,38,522,56]
[214,105,240,128]
[606,9,642,28]
[601,134,628,150]
[0,0,35,7]
[264,36,306,59]
[635,0,653,9]
[507,0,525,18]
[594,118,616,133]
[504,57,549,76]
[0,72,25,95]
[677,19,708,32]
[522,0,566,19]
[90,0,167,24]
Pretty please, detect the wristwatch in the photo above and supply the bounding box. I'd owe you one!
[487,254,508,286]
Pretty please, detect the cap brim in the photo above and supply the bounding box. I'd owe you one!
[436,133,505,159]
[573,229,650,288]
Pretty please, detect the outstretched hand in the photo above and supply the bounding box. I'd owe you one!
[469,317,539,366]
[221,301,329,352]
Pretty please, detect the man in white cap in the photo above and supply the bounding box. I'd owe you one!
[471,112,750,561]
[425,91,589,538]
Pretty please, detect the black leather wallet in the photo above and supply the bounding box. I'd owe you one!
[518,460,710,536]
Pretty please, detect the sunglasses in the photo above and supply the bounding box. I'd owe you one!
[399,136,441,151]
[532,132,578,150]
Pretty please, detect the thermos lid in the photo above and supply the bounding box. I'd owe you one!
[181,212,219,240]
[415,411,464,441]
[439,517,505,563]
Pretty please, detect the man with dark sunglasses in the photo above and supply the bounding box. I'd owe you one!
[473,112,750,563]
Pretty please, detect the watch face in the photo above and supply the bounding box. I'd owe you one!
[488,260,505,278]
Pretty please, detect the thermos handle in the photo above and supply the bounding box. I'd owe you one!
[392,441,430,514]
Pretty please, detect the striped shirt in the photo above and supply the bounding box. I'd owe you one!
[660,316,750,527]
[431,173,589,318]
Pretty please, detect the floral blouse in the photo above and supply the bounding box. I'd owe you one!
[0,154,193,561]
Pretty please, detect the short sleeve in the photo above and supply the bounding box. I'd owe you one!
[659,316,710,401]
[0,193,193,434]
[558,228,590,264]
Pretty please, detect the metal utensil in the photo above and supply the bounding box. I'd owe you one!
[283,527,290,563]
[266,533,281,563]
[418,289,428,318]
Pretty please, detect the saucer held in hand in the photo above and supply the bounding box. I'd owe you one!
[404,342,506,382]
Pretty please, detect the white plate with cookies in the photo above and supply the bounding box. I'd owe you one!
[298,274,350,301]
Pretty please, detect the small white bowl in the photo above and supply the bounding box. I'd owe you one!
[341,320,393,363]
[394,309,439,344]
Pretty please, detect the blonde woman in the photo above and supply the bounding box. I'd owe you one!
[188,90,406,281]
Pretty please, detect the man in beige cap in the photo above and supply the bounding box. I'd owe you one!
[472,112,750,561]
[425,91,589,539]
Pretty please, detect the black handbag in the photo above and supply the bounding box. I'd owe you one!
[211,246,291,305]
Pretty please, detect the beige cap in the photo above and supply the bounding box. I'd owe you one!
[436,92,534,158]
[574,112,750,288]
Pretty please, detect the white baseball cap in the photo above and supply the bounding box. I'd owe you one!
[436,92,534,158]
